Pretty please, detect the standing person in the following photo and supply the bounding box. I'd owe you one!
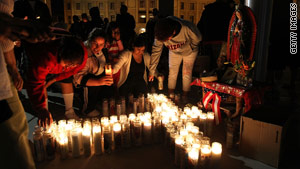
[80,13,92,41]
[105,21,124,64]
[116,4,136,49]
[73,28,114,117]
[89,7,104,30]
[146,8,161,54]
[24,37,88,124]
[69,15,82,38]
[197,0,234,69]
[148,17,201,101]
[113,35,158,98]
[0,1,52,169]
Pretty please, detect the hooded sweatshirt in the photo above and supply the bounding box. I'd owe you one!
[149,16,202,76]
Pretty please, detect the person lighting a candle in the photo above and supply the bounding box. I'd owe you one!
[112,35,159,98]
[73,28,114,117]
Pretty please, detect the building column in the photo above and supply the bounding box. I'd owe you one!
[244,0,273,82]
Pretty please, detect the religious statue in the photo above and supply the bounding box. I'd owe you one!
[227,4,257,86]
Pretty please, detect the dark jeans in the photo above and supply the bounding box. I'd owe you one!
[83,85,114,115]
[119,78,147,98]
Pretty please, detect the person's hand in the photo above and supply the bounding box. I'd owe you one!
[148,75,155,82]
[11,70,23,91]
[38,108,53,128]
[97,76,113,86]
[45,78,56,89]
[115,33,121,41]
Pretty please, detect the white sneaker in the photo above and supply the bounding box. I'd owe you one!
[65,108,80,120]
[87,109,100,117]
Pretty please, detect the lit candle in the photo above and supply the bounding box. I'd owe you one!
[143,112,152,120]
[174,135,184,167]
[105,64,112,76]
[137,113,144,122]
[128,113,136,122]
[200,144,211,167]
[139,94,145,113]
[199,113,207,134]
[58,133,69,160]
[206,112,214,137]
[153,118,161,144]
[82,128,91,156]
[93,123,103,155]
[113,122,122,150]
[71,128,81,157]
[102,121,112,154]
[188,148,199,168]
[185,122,194,132]
[211,142,222,168]
[119,114,128,124]
[133,121,142,146]
[110,115,118,124]
[33,130,45,162]
[121,122,131,148]
[66,120,74,151]
[143,120,152,145]
[43,130,55,160]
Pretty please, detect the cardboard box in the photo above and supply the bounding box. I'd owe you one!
[239,115,282,168]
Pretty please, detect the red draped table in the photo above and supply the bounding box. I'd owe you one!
[191,78,267,118]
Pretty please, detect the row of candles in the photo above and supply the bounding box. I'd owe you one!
[33,93,222,168]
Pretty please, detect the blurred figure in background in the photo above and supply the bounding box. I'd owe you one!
[116,5,136,50]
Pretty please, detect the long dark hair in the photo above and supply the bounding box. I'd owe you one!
[57,37,84,65]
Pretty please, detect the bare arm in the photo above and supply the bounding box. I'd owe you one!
[4,49,23,91]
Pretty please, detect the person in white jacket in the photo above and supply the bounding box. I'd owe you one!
[73,28,114,117]
[148,16,201,100]
[113,35,157,98]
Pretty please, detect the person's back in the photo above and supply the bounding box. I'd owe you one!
[116,5,136,49]
[70,15,82,38]
[197,0,234,41]
[80,13,92,41]
[89,7,104,30]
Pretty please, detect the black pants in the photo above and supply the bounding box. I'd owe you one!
[83,85,114,115]
[119,78,147,98]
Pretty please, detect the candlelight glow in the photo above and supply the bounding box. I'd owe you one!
[188,148,199,160]
[200,113,207,120]
[129,113,136,121]
[175,135,184,145]
[93,125,101,133]
[110,115,118,124]
[113,123,122,132]
[82,128,90,136]
[212,142,222,154]
[201,145,212,155]
[120,115,128,123]
[207,112,215,120]
[101,117,109,124]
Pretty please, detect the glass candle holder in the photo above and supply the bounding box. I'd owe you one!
[93,122,103,155]
[82,127,91,156]
[133,121,142,146]
[105,63,112,76]
[121,122,131,148]
[143,120,152,145]
[113,122,122,150]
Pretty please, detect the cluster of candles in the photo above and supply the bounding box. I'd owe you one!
[33,93,222,168]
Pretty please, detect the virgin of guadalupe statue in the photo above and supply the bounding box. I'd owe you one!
[227,4,256,67]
